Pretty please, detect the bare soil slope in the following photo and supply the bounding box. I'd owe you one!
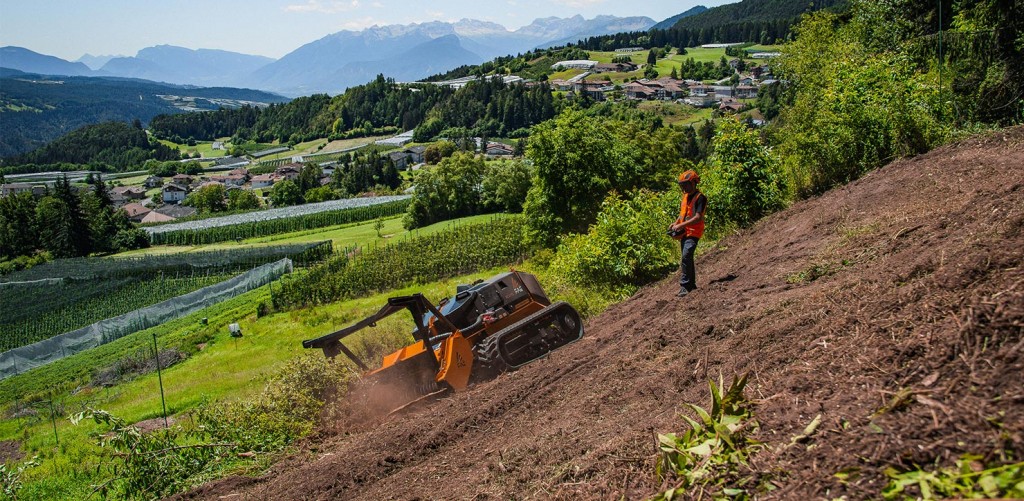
[182,128,1024,500]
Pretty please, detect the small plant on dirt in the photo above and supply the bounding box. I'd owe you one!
[882,455,1024,500]
[653,373,769,500]
[1,456,39,500]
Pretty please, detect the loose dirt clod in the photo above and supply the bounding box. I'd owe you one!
[0,439,24,463]
[177,128,1024,500]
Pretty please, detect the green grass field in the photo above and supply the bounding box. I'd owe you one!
[158,139,230,159]
[637,101,711,126]
[584,47,764,85]
[549,68,585,81]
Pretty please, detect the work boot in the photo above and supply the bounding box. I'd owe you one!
[676,287,689,297]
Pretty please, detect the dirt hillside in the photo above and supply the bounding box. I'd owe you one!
[181,128,1024,500]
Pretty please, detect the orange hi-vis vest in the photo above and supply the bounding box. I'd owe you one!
[677,191,705,239]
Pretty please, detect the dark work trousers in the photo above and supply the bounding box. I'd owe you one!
[679,237,699,291]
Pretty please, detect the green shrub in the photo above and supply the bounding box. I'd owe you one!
[550,190,679,290]
[112,228,151,251]
[70,355,352,499]
[771,11,945,198]
[196,354,353,452]
[700,119,787,237]
[653,374,768,500]
[403,152,487,229]
[480,159,533,213]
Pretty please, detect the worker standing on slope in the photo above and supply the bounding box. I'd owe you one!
[669,170,706,297]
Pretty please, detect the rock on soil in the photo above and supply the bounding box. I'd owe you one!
[177,128,1024,500]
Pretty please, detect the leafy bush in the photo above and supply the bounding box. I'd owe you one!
[72,409,230,500]
[883,457,1024,500]
[550,190,679,290]
[70,355,351,499]
[699,119,787,237]
[269,179,303,207]
[303,186,338,203]
[227,189,261,211]
[403,152,487,229]
[196,355,353,452]
[523,107,686,247]
[480,159,533,213]
[0,252,51,277]
[771,11,945,197]
[1,456,39,500]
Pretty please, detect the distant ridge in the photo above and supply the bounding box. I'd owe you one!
[0,71,287,157]
[670,0,848,30]
[651,6,709,30]
[0,46,92,76]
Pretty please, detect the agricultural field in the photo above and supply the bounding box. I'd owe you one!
[584,47,765,85]
[145,196,410,245]
[549,68,585,81]
[273,216,529,307]
[636,101,710,126]
[0,242,332,353]
[121,213,504,257]
[317,134,392,153]
[0,273,232,352]
[0,265,518,499]
[158,139,229,159]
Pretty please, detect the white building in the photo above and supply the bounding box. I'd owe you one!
[375,130,416,147]
[162,184,188,203]
[551,60,598,70]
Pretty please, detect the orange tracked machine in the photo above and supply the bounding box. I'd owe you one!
[303,271,583,411]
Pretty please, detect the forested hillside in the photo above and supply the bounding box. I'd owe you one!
[150,75,558,144]
[4,121,180,173]
[0,70,288,157]
[576,0,848,49]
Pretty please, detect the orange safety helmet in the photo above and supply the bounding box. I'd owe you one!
[678,170,700,184]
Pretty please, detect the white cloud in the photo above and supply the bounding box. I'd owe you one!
[284,0,362,14]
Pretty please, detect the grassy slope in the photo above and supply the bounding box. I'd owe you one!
[583,48,765,86]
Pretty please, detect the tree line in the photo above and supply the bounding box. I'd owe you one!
[148,75,557,147]
[2,121,181,175]
[0,176,149,265]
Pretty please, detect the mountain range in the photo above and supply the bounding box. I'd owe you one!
[0,14,657,96]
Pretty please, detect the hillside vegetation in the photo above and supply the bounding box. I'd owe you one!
[0,71,287,158]
[186,126,1024,501]
[4,121,180,173]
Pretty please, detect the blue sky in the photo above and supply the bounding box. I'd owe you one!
[0,0,732,60]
